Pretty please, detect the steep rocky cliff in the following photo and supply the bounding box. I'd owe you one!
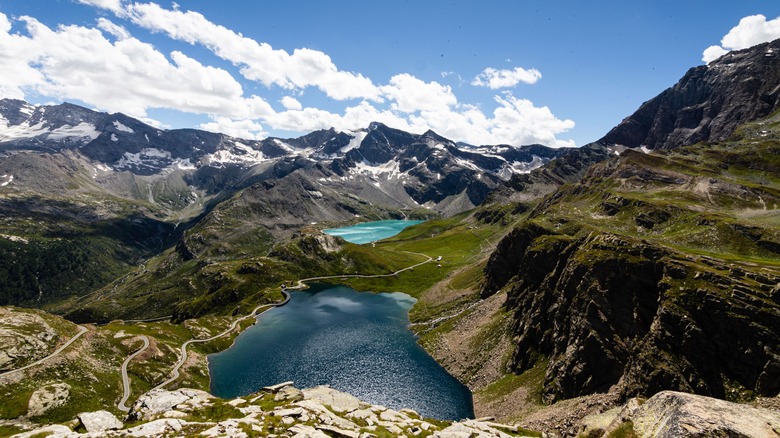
[482,112,780,403]
[599,38,780,150]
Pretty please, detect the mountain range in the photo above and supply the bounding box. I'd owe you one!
[0,36,779,438]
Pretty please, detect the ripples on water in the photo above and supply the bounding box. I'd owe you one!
[208,285,474,420]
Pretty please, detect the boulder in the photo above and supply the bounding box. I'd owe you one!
[77,410,123,433]
[274,385,304,402]
[631,391,780,437]
[129,388,213,421]
[27,382,70,417]
[302,385,363,413]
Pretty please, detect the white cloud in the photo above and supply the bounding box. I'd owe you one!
[280,96,302,111]
[75,0,125,14]
[0,13,273,120]
[96,18,130,40]
[118,2,383,101]
[3,3,577,148]
[702,14,780,63]
[260,94,575,148]
[199,117,267,140]
[380,74,457,113]
[472,66,542,89]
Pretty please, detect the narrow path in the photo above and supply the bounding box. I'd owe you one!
[118,335,149,412]
[288,251,433,289]
[153,291,290,390]
[0,325,87,379]
[150,251,432,391]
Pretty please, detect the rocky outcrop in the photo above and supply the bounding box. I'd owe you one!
[128,388,213,422]
[27,382,71,417]
[599,38,780,150]
[77,411,123,433]
[0,307,58,371]
[579,391,780,438]
[482,223,780,403]
[12,384,526,437]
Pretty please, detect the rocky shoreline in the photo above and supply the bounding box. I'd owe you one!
[11,383,529,438]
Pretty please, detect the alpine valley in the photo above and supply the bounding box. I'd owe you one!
[0,38,779,438]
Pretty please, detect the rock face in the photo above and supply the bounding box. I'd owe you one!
[14,384,526,437]
[0,307,58,371]
[483,221,780,402]
[128,388,214,422]
[27,382,71,417]
[581,391,780,438]
[77,410,123,433]
[599,38,780,150]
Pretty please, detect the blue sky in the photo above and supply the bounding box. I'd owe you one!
[1,1,780,147]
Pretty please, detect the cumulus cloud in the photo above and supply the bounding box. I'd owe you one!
[280,96,302,111]
[702,14,780,63]
[380,74,457,113]
[199,117,267,139]
[472,66,542,89]
[3,2,577,148]
[96,18,130,40]
[116,2,382,101]
[75,0,125,14]
[0,13,273,120]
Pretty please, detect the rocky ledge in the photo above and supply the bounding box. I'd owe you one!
[579,391,780,438]
[11,383,532,438]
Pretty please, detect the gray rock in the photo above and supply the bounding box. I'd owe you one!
[129,388,213,421]
[77,410,123,433]
[302,386,362,413]
[632,391,780,437]
[600,39,780,150]
[274,385,304,402]
[27,382,70,417]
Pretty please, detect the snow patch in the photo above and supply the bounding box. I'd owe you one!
[0,121,49,141]
[206,141,267,166]
[0,175,13,187]
[144,134,150,142]
[640,146,652,154]
[454,157,483,172]
[174,158,196,170]
[341,130,368,153]
[115,148,172,170]
[113,120,134,133]
[273,139,296,153]
[46,123,101,141]
[18,103,35,116]
[497,155,545,179]
[351,159,403,180]
[111,133,118,142]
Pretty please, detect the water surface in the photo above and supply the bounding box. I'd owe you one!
[323,220,423,244]
[208,285,474,420]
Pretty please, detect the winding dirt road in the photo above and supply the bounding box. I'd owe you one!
[0,325,88,379]
[152,252,432,390]
[153,290,291,390]
[288,251,433,289]
[118,335,150,412]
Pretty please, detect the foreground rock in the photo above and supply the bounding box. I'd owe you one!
[11,383,532,437]
[77,411,122,433]
[579,391,780,438]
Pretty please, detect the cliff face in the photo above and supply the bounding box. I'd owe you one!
[482,109,780,403]
[484,224,780,402]
[599,39,780,150]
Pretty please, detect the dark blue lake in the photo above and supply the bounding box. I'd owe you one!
[323,220,423,244]
[207,284,474,420]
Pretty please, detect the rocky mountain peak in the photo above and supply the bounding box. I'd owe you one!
[599,38,780,150]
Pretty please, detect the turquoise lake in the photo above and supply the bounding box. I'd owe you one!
[208,285,474,420]
[323,220,423,244]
